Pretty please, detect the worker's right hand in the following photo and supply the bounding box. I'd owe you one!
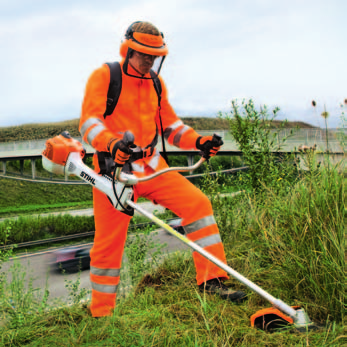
[196,134,224,160]
[109,139,132,166]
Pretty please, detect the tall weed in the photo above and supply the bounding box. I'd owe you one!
[125,226,166,286]
[206,166,345,324]
[220,99,298,192]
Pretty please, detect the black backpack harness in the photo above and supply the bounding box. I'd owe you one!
[97,61,169,175]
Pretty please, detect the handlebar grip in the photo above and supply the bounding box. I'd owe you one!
[123,131,135,147]
[212,133,222,142]
[212,133,223,146]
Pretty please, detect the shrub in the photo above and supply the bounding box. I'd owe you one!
[219,99,298,192]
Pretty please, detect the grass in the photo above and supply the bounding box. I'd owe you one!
[0,177,93,211]
[0,201,94,218]
[0,163,345,346]
[1,256,343,346]
[0,208,177,245]
[0,107,344,345]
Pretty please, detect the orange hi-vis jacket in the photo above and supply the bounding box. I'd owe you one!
[79,60,201,172]
[79,61,229,318]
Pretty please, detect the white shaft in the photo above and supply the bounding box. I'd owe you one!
[57,152,298,321]
[126,200,298,320]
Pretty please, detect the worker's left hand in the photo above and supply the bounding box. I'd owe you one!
[196,135,224,159]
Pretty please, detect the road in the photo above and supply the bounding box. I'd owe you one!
[1,192,242,309]
[1,227,191,308]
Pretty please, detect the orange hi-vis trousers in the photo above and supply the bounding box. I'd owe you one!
[90,168,229,317]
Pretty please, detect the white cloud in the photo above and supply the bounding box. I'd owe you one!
[0,0,345,128]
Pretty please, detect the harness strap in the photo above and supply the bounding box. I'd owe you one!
[150,70,169,165]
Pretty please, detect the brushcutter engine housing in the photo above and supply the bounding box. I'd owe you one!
[42,132,134,213]
[42,131,85,175]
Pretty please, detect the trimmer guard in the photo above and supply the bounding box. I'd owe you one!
[251,306,318,332]
[251,306,297,331]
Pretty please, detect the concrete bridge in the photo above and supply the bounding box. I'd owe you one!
[0,130,345,182]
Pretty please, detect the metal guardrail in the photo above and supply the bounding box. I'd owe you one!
[0,129,344,182]
[0,166,249,184]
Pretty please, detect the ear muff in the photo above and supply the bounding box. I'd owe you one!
[120,40,128,58]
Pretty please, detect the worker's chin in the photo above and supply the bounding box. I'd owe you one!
[139,65,151,75]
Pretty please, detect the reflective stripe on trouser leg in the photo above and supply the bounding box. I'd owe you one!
[184,216,229,285]
[90,268,120,317]
[90,187,132,317]
[135,170,229,286]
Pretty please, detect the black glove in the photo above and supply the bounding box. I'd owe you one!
[196,134,224,159]
[109,138,132,166]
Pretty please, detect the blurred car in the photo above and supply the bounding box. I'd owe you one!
[50,247,91,273]
[50,219,183,274]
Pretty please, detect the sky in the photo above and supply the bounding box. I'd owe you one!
[0,0,345,129]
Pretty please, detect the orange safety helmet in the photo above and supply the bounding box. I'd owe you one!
[120,21,168,79]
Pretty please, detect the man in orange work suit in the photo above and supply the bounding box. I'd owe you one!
[79,21,247,317]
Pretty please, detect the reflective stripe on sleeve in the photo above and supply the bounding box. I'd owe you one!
[80,117,104,138]
[164,120,184,140]
[91,282,119,294]
[183,215,216,234]
[87,124,107,145]
[90,266,120,277]
[195,234,222,248]
[173,125,190,147]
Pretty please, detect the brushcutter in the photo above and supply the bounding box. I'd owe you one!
[42,130,318,332]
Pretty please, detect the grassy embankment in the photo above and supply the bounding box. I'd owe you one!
[0,117,243,247]
[0,105,345,345]
[0,155,241,246]
[0,116,312,218]
[0,164,345,346]
[0,116,246,216]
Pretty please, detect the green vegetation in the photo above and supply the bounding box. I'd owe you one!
[0,163,344,345]
[0,154,241,217]
[0,176,93,213]
[219,100,298,192]
[0,201,93,218]
[0,119,81,143]
[0,209,177,246]
[0,215,95,244]
[0,103,344,345]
